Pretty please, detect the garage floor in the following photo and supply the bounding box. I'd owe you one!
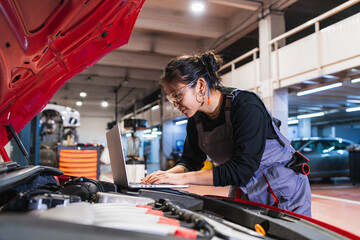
[99,165,360,237]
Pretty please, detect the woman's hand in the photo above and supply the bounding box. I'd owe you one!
[141,171,186,185]
[140,170,166,184]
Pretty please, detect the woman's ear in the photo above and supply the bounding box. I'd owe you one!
[196,78,206,93]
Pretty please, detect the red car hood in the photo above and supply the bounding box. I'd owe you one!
[0,0,145,150]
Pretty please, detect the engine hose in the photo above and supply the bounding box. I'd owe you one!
[158,199,215,239]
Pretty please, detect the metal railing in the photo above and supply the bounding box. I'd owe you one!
[270,0,360,86]
[222,0,360,87]
[220,48,259,71]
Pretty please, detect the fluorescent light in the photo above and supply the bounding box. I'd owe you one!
[297,82,342,96]
[143,133,157,138]
[175,119,188,125]
[125,133,132,137]
[152,131,162,135]
[297,112,324,119]
[351,78,360,84]
[143,129,151,133]
[322,74,336,79]
[346,107,360,112]
[101,101,109,107]
[346,99,360,103]
[191,1,205,13]
[152,128,158,132]
[288,119,299,125]
[80,92,87,97]
[151,105,159,111]
[76,101,83,106]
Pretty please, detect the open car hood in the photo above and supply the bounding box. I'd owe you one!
[0,0,145,149]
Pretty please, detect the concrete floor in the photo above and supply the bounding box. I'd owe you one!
[99,164,360,237]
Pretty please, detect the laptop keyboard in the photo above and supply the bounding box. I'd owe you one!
[129,182,160,188]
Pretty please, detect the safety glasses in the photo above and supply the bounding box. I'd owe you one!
[166,83,193,104]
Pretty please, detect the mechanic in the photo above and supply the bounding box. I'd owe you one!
[141,51,312,217]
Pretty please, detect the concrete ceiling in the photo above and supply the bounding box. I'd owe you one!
[288,67,360,125]
[51,0,294,117]
[51,0,360,124]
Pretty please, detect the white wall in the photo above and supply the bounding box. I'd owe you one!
[222,11,360,91]
[336,125,360,143]
[77,116,114,146]
[288,125,298,140]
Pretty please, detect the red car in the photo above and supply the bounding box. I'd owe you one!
[0,1,358,239]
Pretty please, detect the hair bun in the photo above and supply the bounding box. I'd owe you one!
[200,51,222,72]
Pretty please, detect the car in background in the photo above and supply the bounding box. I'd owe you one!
[291,137,354,180]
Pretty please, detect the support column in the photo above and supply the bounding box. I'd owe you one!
[259,11,288,136]
[298,119,311,138]
[273,88,289,137]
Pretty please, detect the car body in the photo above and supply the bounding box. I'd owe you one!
[291,137,354,179]
[0,1,359,239]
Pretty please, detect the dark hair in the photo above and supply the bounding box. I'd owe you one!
[161,51,223,89]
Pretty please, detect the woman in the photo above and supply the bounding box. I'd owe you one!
[141,51,312,217]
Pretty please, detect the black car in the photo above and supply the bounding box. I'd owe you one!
[291,137,354,180]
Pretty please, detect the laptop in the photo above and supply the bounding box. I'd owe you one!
[106,123,189,189]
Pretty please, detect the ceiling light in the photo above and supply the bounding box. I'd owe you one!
[175,119,188,125]
[297,82,342,96]
[152,128,158,132]
[76,101,83,106]
[191,1,205,13]
[125,133,132,137]
[322,74,336,79]
[151,105,159,111]
[80,92,87,97]
[143,129,151,134]
[101,101,109,107]
[288,119,299,125]
[297,112,324,119]
[351,77,360,84]
[346,107,360,112]
[347,99,360,103]
[143,133,158,138]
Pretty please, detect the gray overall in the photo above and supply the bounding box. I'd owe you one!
[194,90,312,217]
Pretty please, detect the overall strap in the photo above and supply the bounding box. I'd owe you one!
[193,112,204,137]
[231,89,295,153]
[194,91,233,134]
[224,93,233,124]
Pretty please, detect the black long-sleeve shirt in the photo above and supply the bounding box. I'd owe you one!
[176,87,278,187]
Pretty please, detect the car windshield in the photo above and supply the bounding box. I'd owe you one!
[291,140,309,150]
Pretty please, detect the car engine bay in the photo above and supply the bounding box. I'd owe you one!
[0,163,354,240]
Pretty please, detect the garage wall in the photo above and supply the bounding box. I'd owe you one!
[335,125,360,143]
[77,115,114,146]
[275,11,360,88]
[288,125,319,140]
[222,11,360,92]
[221,59,260,91]
[288,125,298,140]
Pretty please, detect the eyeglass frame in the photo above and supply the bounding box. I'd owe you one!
[166,81,197,104]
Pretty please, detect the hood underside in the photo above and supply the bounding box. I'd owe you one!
[0,0,145,148]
